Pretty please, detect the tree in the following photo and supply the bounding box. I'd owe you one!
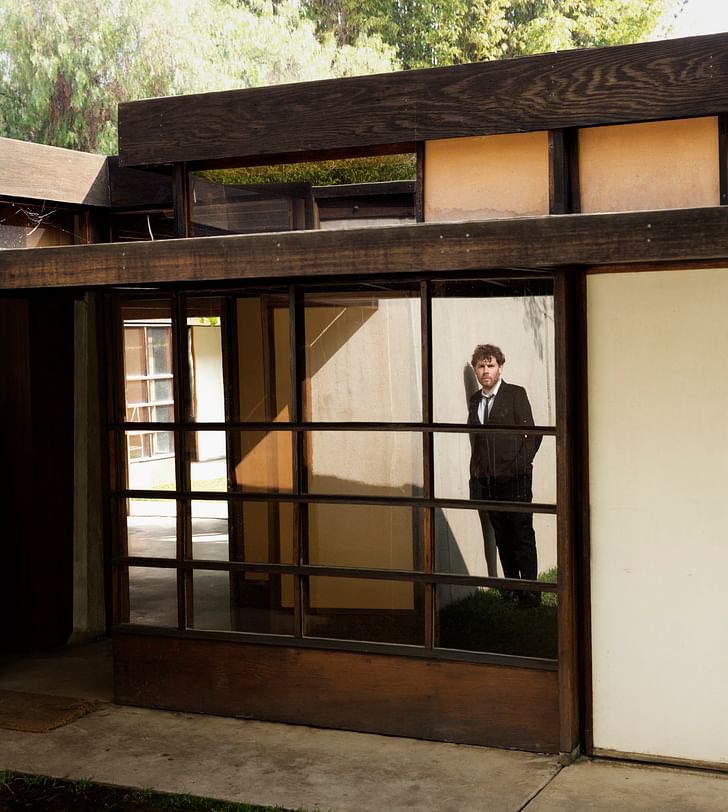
[0,0,396,154]
[302,0,681,70]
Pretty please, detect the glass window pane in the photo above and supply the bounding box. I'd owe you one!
[187,297,225,423]
[436,585,557,660]
[126,432,175,486]
[191,500,229,561]
[434,432,556,504]
[306,431,422,496]
[190,570,294,635]
[148,326,172,376]
[189,431,227,492]
[236,295,290,422]
[225,502,294,565]
[303,290,422,422]
[434,507,557,582]
[151,378,173,402]
[305,577,424,645]
[431,280,555,427]
[126,378,146,406]
[308,504,422,571]
[126,503,177,559]
[123,327,146,377]
[233,430,292,492]
[128,566,177,627]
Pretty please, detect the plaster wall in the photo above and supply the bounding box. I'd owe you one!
[579,117,719,213]
[424,132,549,222]
[588,267,728,765]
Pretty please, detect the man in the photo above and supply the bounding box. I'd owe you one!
[468,344,541,606]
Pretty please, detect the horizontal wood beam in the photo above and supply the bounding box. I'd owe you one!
[118,34,728,168]
[0,137,109,207]
[2,206,728,291]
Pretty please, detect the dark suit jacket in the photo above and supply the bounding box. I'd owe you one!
[468,381,541,479]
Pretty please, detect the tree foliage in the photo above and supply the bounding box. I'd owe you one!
[303,0,681,69]
[0,0,396,154]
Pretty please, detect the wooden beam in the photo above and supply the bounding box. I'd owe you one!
[119,34,728,168]
[0,137,109,207]
[2,207,728,291]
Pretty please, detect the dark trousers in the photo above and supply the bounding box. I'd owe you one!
[470,474,537,581]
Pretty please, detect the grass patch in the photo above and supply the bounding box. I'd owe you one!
[0,772,313,811]
[439,571,558,660]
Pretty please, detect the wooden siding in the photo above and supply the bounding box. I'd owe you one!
[118,34,728,168]
[0,137,109,207]
[2,207,728,291]
[114,632,560,751]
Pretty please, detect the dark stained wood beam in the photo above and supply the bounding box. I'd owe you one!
[2,206,728,291]
[119,34,728,168]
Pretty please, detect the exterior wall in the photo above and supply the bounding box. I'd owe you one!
[588,267,728,766]
[579,117,720,213]
[424,132,549,222]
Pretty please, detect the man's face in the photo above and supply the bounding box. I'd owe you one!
[474,356,502,392]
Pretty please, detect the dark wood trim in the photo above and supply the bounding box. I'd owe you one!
[5,207,728,291]
[549,129,580,215]
[719,113,728,205]
[554,270,580,755]
[172,164,190,239]
[576,271,595,756]
[118,34,728,168]
[113,632,560,750]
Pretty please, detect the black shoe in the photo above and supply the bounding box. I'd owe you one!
[517,591,541,608]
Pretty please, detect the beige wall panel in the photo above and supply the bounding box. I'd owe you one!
[424,132,549,222]
[588,267,728,765]
[579,117,719,213]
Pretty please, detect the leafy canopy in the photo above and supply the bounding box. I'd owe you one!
[0,0,396,153]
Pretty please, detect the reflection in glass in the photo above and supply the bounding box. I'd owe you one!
[126,502,177,559]
[191,500,229,561]
[190,570,294,635]
[303,291,422,422]
[436,585,557,660]
[305,577,424,645]
[431,284,555,427]
[433,508,557,580]
[129,566,177,627]
[233,430,292,492]
[306,431,422,496]
[308,504,422,571]
[187,297,225,423]
[236,296,290,422]
[433,433,556,505]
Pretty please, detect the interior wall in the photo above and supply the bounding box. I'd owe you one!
[424,131,549,222]
[579,117,719,213]
[588,267,728,766]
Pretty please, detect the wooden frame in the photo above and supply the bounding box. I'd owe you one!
[118,34,728,168]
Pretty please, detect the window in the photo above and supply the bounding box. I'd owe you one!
[110,275,559,665]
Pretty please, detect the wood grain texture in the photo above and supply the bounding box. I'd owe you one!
[118,34,728,167]
[3,206,728,291]
[0,137,109,206]
[113,632,559,751]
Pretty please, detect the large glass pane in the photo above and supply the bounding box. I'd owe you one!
[431,279,554,427]
[233,430,293,492]
[434,432,556,504]
[306,431,422,496]
[126,501,177,559]
[236,295,290,422]
[187,297,225,423]
[436,584,557,660]
[303,290,422,422]
[191,500,229,561]
[308,504,423,571]
[190,570,294,635]
[305,577,424,645]
[434,508,557,581]
[126,431,175,488]
[128,566,177,627]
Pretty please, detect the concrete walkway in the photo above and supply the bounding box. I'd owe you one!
[1,641,727,811]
